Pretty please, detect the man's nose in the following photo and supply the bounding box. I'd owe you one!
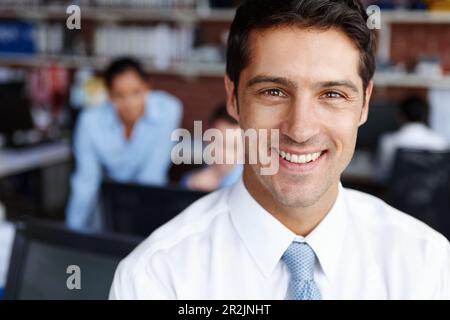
[280,97,320,144]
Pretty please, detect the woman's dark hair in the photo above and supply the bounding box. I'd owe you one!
[209,102,239,125]
[226,0,377,93]
[104,57,148,89]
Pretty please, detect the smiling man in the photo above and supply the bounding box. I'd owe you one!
[110,0,450,300]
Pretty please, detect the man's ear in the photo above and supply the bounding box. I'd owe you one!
[359,80,374,127]
[224,75,240,123]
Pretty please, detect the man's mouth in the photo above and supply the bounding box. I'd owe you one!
[277,150,325,165]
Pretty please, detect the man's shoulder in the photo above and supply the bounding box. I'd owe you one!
[150,90,182,112]
[78,104,113,128]
[344,188,450,298]
[424,129,449,148]
[344,187,449,246]
[117,187,231,277]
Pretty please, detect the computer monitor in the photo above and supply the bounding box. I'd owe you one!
[4,221,140,300]
[0,81,34,143]
[101,182,208,238]
[357,101,400,151]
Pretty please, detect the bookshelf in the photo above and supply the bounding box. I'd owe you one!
[1,6,450,24]
[1,7,450,89]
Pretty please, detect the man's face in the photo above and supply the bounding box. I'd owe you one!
[225,27,373,209]
[109,70,148,125]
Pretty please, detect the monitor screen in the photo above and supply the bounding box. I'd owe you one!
[0,81,33,137]
[18,239,121,300]
[357,101,400,151]
[103,183,207,238]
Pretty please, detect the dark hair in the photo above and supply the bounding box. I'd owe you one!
[226,0,377,93]
[104,57,148,89]
[400,96,428,123]
[209,102,239,125]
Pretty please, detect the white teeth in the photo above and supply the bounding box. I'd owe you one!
[279,150,323,164]
[312,153,318,161]
[299,155,306,163]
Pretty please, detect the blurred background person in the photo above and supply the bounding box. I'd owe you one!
[66,57,183,230]
[376,95,448,182]
[180,103,243,192]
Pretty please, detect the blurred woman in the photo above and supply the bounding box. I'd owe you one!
[66,57,182,230]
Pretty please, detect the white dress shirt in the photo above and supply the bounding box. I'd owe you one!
[377,123,449,182]
[110,178,450,300]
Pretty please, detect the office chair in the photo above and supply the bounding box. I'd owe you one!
[100,182,207,238]
[4,221,140,300]
[385,148,450,239]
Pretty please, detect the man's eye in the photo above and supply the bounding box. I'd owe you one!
[262,89,286,98]
[323,91,345,99]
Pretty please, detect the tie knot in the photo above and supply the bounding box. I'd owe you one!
[282,242,317,281]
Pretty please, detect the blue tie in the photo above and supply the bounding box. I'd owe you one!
[282,242,322,300]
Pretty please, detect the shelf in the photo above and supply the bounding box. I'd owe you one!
[0,55,226,78]
[373,72,450,89]
[382,10,450,24]
[2,55,450,88]
[0,6,235,23]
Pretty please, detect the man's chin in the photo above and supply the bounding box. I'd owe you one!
[274,190,322,208]
[269,177,327,208]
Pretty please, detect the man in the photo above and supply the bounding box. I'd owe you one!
[67,57,182,230]
[110,0,450,299]
[376,96,448,182]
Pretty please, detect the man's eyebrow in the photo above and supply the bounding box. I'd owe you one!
[316,81,360,93]
[246,76,298,89]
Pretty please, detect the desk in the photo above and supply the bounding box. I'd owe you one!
[343,150,385,197]
[343,150,376,181]
[0,142,72,219]
[0,142,71,179]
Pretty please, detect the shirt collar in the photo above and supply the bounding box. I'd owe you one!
[304,183,348,280]
[228,178,347,280]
